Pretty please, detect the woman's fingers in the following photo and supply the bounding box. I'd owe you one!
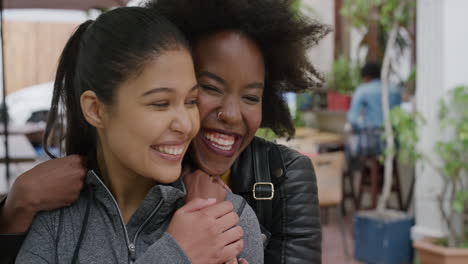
[200,200,234,219]
[179,198,217,213]
[225,259,238,264]
[216,211,240,233]
[218,238,244,262]
[238,258,249,264]
[217,226,244,246]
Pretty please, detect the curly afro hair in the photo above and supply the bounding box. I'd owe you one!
[147,0,330,138]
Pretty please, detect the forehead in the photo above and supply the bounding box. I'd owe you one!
[118,49,196,97]
[193,31,265,81]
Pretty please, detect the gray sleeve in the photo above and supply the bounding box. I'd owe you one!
[15,212,58,264]
[135,232,191,264]
[238,201,264,264]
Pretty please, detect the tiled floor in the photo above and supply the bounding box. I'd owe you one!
[322,207,364,264]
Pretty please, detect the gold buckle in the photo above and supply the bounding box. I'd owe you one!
[253,182,274,200]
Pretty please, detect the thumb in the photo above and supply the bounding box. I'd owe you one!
[181,198,217,213]
[238,258,249,264]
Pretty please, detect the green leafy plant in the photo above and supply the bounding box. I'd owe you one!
[327,56,361,94]
[435,86,468,248]
[390,107,423,165]
[341,0,415,62]
[392,86,468,248]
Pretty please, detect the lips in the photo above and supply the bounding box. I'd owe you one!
[151,143,187,161]
[200,129,242,157]
[205,131,235,150]
[154,145,184,155]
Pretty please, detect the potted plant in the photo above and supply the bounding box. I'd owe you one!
[341,0,417,263]
[399,85,468,264]
[326,56,360,111]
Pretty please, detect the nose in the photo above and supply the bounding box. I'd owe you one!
[219,96,242,125]
[171,108,194,136]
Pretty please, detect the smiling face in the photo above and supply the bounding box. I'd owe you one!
[190,31,265,175]
[85,48,199,184]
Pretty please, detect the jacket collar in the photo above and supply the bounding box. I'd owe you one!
[85,170,185,238]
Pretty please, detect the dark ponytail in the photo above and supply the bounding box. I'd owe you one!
[43,7,190,165]
[43,20,94,158]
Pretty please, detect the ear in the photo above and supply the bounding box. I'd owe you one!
[80,90,106,129]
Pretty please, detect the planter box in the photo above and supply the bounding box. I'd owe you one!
[354,211,414,264]
[414,238,468,264]
[327,92,351,111]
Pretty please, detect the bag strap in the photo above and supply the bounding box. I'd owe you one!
[252,140,286,240]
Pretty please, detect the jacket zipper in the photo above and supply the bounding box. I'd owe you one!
[129,200,164,262]
[90,171,163,264]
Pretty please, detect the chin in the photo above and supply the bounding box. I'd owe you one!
[150,167,182,184]
[196,158,233,176]
[157,175,180,184]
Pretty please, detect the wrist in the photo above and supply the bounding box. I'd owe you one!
[0,195,37,233]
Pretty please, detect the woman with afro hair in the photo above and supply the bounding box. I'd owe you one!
[149,0,330,263]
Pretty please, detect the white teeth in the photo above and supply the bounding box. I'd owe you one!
[156,146,184,156]
[204,132,235,151]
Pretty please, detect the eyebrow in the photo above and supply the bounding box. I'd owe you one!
[198,71,264,89]
[198,71,226,85]
[246,82,264,89]
[141,85,199,97]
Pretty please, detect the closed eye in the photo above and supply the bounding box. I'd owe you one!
[244,95,260,102]
[185,98,199,107]
[201,84,223,95]
[242,95,261,104]
[148,101,169,108]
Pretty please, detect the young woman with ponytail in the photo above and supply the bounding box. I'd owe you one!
[13,7,262,264]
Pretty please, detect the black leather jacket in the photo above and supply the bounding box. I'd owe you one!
[231,137,321,264]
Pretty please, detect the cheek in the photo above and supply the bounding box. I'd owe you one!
[245,103,262,137]
[197,93,220,122]
[104,96,169,148]
[189,108,201,138]
[107,107,166,145]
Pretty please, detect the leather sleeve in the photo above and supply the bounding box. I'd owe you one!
[0,196,27,264]
[266,147,322,264]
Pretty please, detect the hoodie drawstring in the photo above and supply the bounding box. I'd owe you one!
[71,189,93,264]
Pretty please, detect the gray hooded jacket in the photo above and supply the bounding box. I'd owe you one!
[15,171,263,264]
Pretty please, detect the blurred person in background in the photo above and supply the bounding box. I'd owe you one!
[346,62,402,164]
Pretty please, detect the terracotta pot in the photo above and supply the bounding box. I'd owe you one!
[414,238,468,264]
[327,91,351,111]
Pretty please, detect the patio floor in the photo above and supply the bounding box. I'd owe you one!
[322,208,364,264]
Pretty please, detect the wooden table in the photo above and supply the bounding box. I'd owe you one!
[277,129,355,213]
[276,127,345,154]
